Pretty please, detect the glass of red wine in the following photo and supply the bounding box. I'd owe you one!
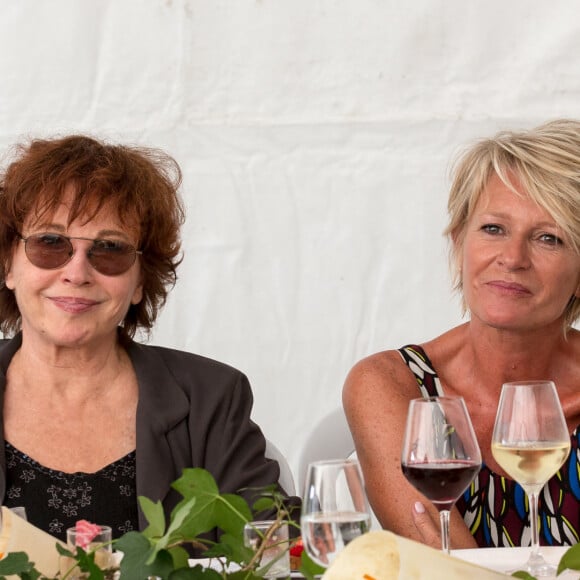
[401,396,481,553]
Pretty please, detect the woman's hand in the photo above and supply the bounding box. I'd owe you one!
[412,501,443,549]
[411,501,478,550]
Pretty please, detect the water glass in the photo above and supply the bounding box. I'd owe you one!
[60,524,114,578]
[301,458,371,568]
[243,520,290,578]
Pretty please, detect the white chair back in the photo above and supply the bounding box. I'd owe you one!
[265,438,296,496]
[297,407,355,493]
[298,407,381,530]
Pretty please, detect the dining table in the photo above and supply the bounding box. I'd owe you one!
[451,545,576,578]
[195,546,578,578]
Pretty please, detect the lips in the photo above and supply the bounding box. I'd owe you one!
[486,280,532,295]
[50,297,99,313]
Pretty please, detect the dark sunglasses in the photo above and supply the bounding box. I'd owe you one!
[20,233,142,276]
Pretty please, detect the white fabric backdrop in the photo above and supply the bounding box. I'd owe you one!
[1,0,579,492]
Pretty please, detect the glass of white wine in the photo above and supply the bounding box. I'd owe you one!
[491,380,570,578]
[301,458,371,570]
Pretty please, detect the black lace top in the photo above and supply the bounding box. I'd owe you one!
[3,441,139,541]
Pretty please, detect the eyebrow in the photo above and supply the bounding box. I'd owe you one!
[476,212,559,230]
[28,223,133,240]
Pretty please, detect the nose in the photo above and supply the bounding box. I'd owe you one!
[497,235,531,270]
[59,240,94,284]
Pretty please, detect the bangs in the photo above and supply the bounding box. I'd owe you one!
[25,183,140,236]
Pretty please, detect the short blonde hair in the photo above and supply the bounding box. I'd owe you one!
[445,119,580,329]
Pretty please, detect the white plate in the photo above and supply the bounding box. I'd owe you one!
[451,546,576,577]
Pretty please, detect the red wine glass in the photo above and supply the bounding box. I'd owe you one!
[401,396,482,553]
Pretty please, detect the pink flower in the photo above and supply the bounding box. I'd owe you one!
[74,520,102,550]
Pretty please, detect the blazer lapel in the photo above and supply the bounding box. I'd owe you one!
[127,341,190,529]
[0,334,22,503]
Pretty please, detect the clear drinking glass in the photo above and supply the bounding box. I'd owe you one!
[60,524,114,579]
[491,381,570,577]
[243,520,290,578]
[401,396,482,554]
[301,458,371,569]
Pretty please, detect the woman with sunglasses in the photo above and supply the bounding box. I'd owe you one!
[0,135,296,542]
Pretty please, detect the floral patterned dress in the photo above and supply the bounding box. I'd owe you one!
[398,344,580,547]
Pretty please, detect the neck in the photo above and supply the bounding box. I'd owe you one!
[466,319,568,385]
[9,333,130,400]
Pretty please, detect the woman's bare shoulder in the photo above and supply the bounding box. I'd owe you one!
[345,348,406,380]
[343,348,417,408]
[343,328,466,404]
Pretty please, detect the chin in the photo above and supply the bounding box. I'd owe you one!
[41,326,101,348]
[474,309,533,330]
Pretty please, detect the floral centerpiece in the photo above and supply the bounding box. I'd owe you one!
[0,468,325,580]
[4,468,580,579]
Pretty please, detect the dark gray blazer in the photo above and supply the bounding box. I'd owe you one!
[0,334,291,535]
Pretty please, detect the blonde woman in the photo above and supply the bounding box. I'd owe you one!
[343,120,580,549]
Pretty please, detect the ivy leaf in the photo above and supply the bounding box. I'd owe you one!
[166,497,198,540]
[149,549,176,579]
[251,497,275,513]
[152,496,199,558]
[172,468,220,500]
[167,545,192,570]
[299,549,326,580]
[557,541,580,575]
[140,496,167,538]
[206,532,250,565]
[56,543,75,557]
[214,494,252,536]
[173,495,217,538]
[15,570,42,580]
[73,546,104,580]
[171,469,221,536]
[173,565,224,579]
[0,552,36,576]
[116,531,158,580]
[511,572,536,579]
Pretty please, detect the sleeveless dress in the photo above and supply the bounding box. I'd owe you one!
[398,344,580,547]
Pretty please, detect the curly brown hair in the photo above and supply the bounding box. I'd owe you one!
[0,134,185,342]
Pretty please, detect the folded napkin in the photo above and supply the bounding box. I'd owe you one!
[322,530,510,579]
[0,506,64,577]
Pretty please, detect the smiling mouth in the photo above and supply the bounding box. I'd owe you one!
[50,297,99,312]
[487,281,531,295]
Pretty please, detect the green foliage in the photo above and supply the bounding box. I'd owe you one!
[56,545,101,580]
[298,550,325,580]
[0,468,300,580]
[557,541,580,576]
[0,552,41,580]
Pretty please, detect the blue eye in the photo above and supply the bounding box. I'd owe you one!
[481,224,502,235]
[538,233,563,246]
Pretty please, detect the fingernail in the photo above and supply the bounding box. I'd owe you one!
[414,501,425,514]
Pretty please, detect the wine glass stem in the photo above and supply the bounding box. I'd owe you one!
[528,491,541,557]
[439,509,451,554]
